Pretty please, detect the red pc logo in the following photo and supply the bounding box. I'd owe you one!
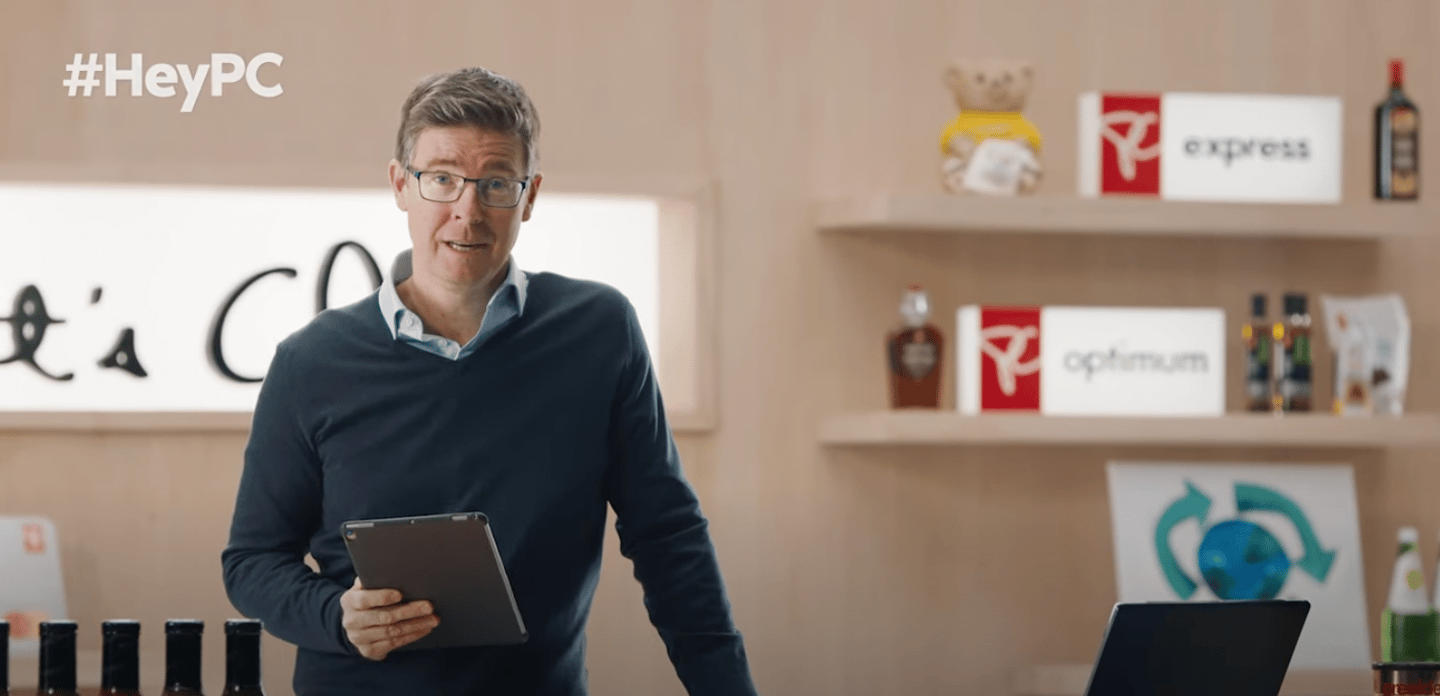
[1099,93,1162,195]
[22,522,45,554]
[979,306,1042,411]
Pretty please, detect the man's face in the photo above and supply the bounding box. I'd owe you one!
[388,125,541,294]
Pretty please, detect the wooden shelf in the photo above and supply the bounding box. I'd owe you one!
[1013,663,1371,696]
[814,193,1424,239]
[818,411,1440,448]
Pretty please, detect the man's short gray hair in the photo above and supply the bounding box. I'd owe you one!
[394,67,540,174]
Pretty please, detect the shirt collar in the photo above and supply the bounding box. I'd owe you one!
[376,249,528,340]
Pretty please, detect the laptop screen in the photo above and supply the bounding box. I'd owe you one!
[1084,600,1311,696]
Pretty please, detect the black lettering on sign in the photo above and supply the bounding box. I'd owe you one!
[316,241,383,313]
[209,267,297,383]
[98,327,148,377]
[0,285,74,381]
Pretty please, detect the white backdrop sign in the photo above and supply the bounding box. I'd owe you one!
[1107,462,1370,669]
[0,183,659,411]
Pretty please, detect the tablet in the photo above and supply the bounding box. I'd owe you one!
[341,511,527,650]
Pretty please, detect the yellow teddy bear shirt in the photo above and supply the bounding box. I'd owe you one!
[939,110,1043,154]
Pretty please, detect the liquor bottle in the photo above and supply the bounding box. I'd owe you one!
[1243,293,1272,412]
[1376,58,1420,200]
[1,619,8,696]
[1274,293,1313,413]
[886,284,944,409]
[162,620,205,696]
[1383,527,1440,661]
[101,620,143,695]
[221,620,266,696]
[37,620,79,696]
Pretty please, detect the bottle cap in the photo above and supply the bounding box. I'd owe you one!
[102,620,141,636]
[1283,293,1307,316]
[225,619,263,636]
[1391,59,1405,86]
[1400,526,1419,543]
[1251,294,1266,318]
[39,620,77,636]
[165,619,205,634]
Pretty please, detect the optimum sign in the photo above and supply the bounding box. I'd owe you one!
[958,305,1225,416]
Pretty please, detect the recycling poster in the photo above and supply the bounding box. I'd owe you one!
[1106,462,1370,669]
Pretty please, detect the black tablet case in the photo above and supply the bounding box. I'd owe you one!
[342,511,527,650]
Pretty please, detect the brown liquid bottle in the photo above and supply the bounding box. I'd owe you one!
[100,620,143,695]
[886,284,944,408]
[37,620,79,696]
[161,620,204,696]
[221,620,265,696]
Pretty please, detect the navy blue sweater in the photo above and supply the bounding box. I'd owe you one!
[221,273,756,695]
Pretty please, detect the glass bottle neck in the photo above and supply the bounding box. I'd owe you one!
[101,633,142,691]
[224,634,263,689]
[165,634,204,692]
[38,632,78,692]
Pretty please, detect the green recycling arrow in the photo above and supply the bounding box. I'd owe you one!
[1235,482,1336,582]
[1154,480,1211,599]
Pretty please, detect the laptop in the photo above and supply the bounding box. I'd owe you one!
[1082,600,1311,696]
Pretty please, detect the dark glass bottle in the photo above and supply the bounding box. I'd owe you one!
[1276,293,1313,412]
[100,620,143,695]
[221,620,265,696]
[1376,58,1419,200]
[37,620,79,696]
[162,620,205,696]
[1,619,9,696]
[1243,293,1272,412]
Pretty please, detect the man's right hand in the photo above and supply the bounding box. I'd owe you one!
[340,577,440,660]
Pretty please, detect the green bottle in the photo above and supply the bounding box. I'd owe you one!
[1382,527,1440,661]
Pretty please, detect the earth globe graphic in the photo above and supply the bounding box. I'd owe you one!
[1197,518,1292,600]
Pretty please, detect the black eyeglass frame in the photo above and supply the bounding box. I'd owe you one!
[404,166,531,208]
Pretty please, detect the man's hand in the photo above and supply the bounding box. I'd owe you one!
[340,577,439,660]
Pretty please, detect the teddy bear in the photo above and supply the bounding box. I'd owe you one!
[939,58,1043,195]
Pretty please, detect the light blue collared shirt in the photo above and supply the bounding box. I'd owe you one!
[376,249,529,360]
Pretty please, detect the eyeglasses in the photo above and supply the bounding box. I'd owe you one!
[405,166,530,207]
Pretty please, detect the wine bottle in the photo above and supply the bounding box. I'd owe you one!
[1376,58,1420,200]
[37,620,79,696]
[1243,293,1272,412]
[100,619,143,695]
[1,619,9,696]
[162,620,205,696]
[221,620,266,696]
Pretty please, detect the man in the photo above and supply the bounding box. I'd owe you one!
[221,66,758,696]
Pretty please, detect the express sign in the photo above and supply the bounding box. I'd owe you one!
[1078,91,1343,204]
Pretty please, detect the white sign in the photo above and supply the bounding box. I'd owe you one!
[957,305,1225,416]
[0,183,659,411]
[0,517,69,658]
[1078,91,1343,204]
[1107,462,1371,669]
